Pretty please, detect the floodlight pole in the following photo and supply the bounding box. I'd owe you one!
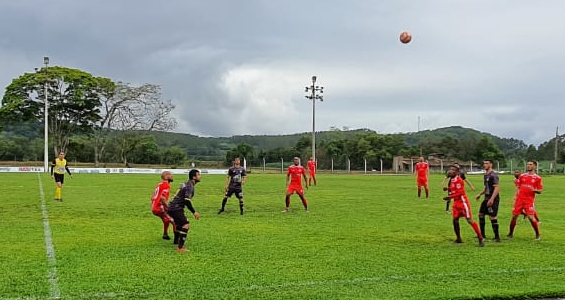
[43,56,49,173]
[305,76,323,162]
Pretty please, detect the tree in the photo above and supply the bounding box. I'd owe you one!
[109,83,178,166]
[161,146,187,166]
[225,143,255,166]
[0,66,108,155]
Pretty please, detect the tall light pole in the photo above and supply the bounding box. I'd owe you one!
[43,56,49,172]
[305,76,323,161]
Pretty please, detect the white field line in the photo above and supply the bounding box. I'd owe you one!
[2,266,565,300]
[37,173,61,299]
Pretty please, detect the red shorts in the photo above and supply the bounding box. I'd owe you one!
[452,198,472,219]
[512,199,536,216]
[417,178,428,187]
[308,170,316,176]
[286,185,304,196]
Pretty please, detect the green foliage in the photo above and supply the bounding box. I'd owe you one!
[2,173,565,299]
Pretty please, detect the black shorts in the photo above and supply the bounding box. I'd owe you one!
[168,209,189,227]
[225,188,243,199]
[479,196,500,216]
[54,173,65,184]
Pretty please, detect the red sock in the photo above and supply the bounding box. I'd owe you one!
[509,218,517,235]
[530,219,540,236]
[471,222,483,239]
[285,196,290,208]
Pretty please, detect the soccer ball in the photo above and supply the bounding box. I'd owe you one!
[399,31,412,44]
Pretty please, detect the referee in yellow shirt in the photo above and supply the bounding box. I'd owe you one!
[50,151,73,201]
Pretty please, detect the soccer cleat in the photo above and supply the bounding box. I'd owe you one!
[493,237,501,243]
[453,239,463,244]
[305,209,309,213]
[478,238,485,247]
[176,247,187,252]
[535,235,541,241]
[282,208,290,213]
[217,208,224,214]
[506,234,514,239]
[240,210,244,215]
[162,234,170,240]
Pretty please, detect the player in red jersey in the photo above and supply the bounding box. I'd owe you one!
[443,165,485,247]
[508,161,543,240]
[513,169,540,222]
[151,171,174,240]
[283,157,309,213]
[414,156,429,198]
[307,156,317,186]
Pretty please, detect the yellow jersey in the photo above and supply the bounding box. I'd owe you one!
[52,158,68,175]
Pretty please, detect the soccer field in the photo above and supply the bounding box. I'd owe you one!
[1,172,565,300]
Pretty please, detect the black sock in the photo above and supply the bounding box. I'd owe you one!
[479,217,486,238]
[491,219,500,239]
[178,227,188,249]
[173,230,179,244]
[221,198,228,210]
[453,219,461,240]
[445,200,451,211]
[239,200,244,213]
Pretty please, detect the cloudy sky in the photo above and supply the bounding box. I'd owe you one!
[1,1,564,146]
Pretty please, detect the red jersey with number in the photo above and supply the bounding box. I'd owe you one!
[151,181,171,211]
[447,175,472,218]
[287,165,306,187]
[307,160,316,174]
[516,173,543,203]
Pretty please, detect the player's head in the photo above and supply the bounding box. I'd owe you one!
[419,156,425,162]
[514,169,521,179]
[293,157,300,165]
[234,157,240,166]
[58,151,65,159]
[483,159,493,170]
[189,169,201,182]
[526,160,537,172]
[448,165,459,178]
[309,156,314,161]
[161,171,173,182]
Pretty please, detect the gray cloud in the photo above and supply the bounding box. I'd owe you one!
[1,0,564,146]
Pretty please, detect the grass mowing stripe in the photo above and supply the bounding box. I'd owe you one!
[37,173,60,300]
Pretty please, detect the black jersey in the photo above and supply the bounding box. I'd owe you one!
[228,166,246,189]
[168,180,196,213]
[483,171,500,197]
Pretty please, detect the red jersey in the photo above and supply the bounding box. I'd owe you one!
[516,173,543,203]
[307,160,316,173]
[447,176,467,202]
[151,181,171,210]
[415,162,428,179]
[514,178,520,188]
[287,164,306,186]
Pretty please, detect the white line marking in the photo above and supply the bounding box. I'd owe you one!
[38,173,60,299]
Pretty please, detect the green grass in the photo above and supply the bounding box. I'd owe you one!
[1,172,565,300]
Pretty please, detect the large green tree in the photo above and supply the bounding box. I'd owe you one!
[0,66,109,155]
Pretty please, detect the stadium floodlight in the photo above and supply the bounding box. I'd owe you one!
[305,76,324,162]
[43,56,49,173]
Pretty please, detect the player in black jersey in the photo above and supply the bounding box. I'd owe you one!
[218,157,247,215]
[168,169,201,252]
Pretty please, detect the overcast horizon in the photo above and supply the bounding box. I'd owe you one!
[1,1,564,147]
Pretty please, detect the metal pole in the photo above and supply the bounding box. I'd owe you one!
[43,56,49,173]
[311,76,316,161]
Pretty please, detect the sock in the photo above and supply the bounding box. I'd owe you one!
[491,219,500,239]
[239,200,244,214]
[221,198,227,210]
[178,227,188,249]
[509,218,517,236]
[55,187,61,199]
[163,217,170,236]
[285,195,290,208]
[479,217,486,238]
[445,200,451,211]
[471,221,483,239]
[425,188,429,198]
[417,188,421,197]
[173,230,179,245]
[453,219,461,241]
[529,218,540,236]
[299,195,308,210]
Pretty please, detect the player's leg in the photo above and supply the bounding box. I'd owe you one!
[465,217,484,247]
[237,191,244,215]
[218,190,231,214]
[161,212,171,239]
[417,183,421,197]
[297,189,308,212]
[283,188,293,212]
[445,200,451,213]
[176,222,190,251]
[489,199,501,241]
[525,205,540,240]
[508,203,523,238]
[54,174,63,201]
[452,217,462,243]
[478,200,488,239]
[424,183,429,198]
[312,173,317,186]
